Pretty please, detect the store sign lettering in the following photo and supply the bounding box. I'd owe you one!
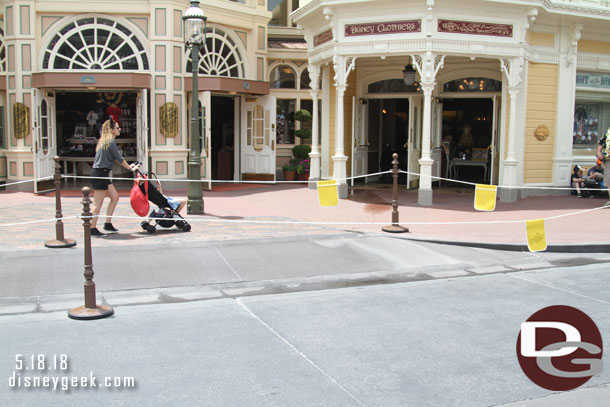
[314,29,333,47]
[344,20,421,37]
[438,20,512,37]
[576,72,610,89]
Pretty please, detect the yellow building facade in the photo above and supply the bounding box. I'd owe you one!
[1,0,610,205]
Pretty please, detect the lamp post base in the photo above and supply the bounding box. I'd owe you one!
[68,305,114,320]
[187,199,204,215]
[44,239,77,249]
[381,225,409,233]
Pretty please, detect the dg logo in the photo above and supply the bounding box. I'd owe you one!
[516,305,603,391]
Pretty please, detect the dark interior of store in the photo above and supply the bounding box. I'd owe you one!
[211,96,235,180]
[442,98,493,183]
[367,98,410,175]
[56,91,138,163]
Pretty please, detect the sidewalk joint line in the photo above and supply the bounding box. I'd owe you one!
[509,273,610,306]
[236,298,367,407]
[214,247,243,281]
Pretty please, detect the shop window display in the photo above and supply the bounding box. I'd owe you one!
[57,92,138,172]
[573,103,601,147]
[276,99,295,145]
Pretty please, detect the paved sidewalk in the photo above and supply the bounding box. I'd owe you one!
[2,263,609,406]
[0,182,609,251]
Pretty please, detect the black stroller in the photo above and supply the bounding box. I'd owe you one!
[136,170,191,234]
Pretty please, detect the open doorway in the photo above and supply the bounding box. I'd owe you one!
[55,91,139,175]
[441,98,493,184]
[211,96,235,180]
[367,98,409,179]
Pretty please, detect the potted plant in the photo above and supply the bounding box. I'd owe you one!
[294,109,312,142]
[292,145,311,181]
[296,158,310,181]
[282,161,297,181]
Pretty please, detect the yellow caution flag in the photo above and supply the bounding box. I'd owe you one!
[318,180,339,207]
[526,219,547,252]
[474,184,497,211]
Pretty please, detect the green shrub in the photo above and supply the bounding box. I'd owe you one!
[294,109,312,140]
[292,144,311,159]
[294,109,312,122]
[295,129,312,139]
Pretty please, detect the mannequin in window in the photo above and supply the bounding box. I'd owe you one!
[92,98,107,132]
[86,110,99,130]
[106,103,121,127]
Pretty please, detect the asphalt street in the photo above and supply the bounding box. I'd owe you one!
[1,262,609,406]
[1,233,608,314]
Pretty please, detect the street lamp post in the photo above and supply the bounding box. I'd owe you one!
[183,0,207,214]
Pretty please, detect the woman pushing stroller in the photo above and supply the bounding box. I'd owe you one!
[90,117,139,236]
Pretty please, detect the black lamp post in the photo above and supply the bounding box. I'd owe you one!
[183,0,207,214]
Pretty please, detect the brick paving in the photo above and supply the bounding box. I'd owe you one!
[1,181,609,251]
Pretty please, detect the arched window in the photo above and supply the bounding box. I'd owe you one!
[300,68,310,90]
[0,28,6,72]
[186,27,246,78]
[269,65,296,89]
[443,78,501,92]
[367,79,420,93]
[42,17,149,71]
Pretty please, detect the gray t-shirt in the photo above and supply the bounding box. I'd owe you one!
[92,141,124,169]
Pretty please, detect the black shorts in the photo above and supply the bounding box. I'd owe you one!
[91,168,112,190]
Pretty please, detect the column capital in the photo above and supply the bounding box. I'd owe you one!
[333,83,347,94]
[420,82,435,96]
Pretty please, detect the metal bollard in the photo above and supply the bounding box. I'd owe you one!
[382,153,409,233]
[44,156,77,248]
[68,187,114,320]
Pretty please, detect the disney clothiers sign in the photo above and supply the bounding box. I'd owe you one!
[344,20,421,37]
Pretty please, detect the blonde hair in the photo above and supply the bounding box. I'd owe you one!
[96,119,116,151]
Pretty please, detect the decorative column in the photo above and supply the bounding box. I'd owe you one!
[308,63,321,188]
[553,24,582,191]
[500,57,524,202]
[412,52,445,205]
[332,55,356,198]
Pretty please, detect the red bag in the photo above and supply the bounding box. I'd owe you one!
[130,174,149,217]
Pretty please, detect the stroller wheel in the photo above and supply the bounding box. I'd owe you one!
[141,221,149,230]
[146,225,156,234]
[175,220,185,228]
[182,224,191,232]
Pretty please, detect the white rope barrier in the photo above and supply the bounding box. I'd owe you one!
[2,169,606,193]
[61,170,393,184]
[397,170,609,192]
[1,203,608,229]
[0,176,53,188]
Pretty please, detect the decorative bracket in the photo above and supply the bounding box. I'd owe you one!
[308,63,321,92]
[323,7,338,43]
[410,52,445,85]
[333,55,357,86]
[499,57,524,90]
[566,23,583,67]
